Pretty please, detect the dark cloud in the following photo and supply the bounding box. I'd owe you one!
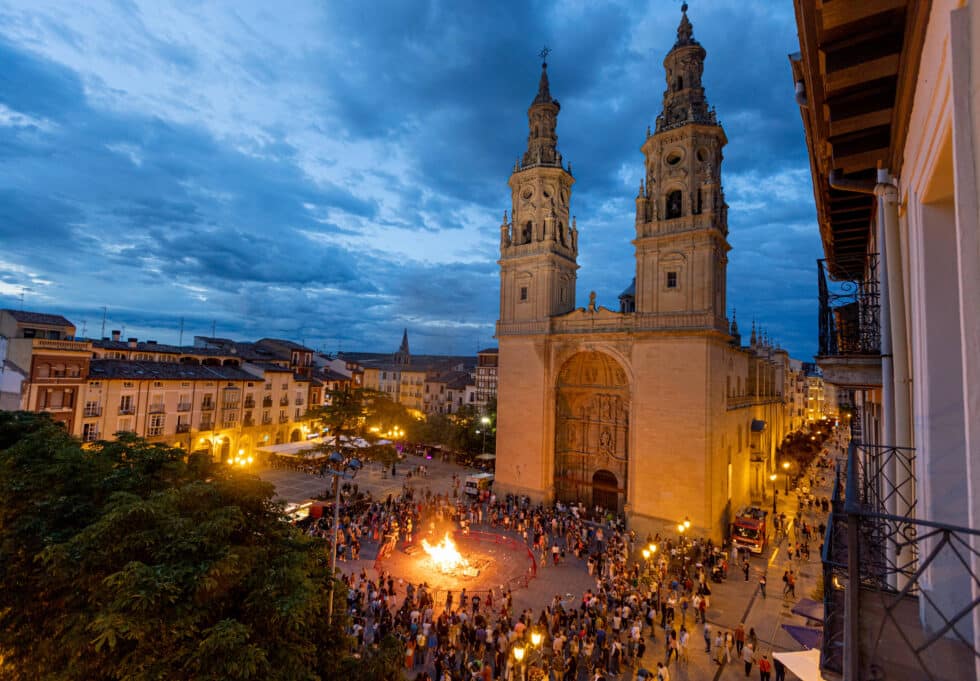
[0,1,822,359]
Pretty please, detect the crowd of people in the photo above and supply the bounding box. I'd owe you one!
[285,432,844,681]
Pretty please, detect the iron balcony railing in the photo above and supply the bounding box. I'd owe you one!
[822,442,980,681]
[817,255,881,357]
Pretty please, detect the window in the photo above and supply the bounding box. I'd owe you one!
[265,382,272,390]
[520,286,528,301]
[560,288,566,303]
[667,271,678,289]
[119,395,135,415]
[89,381,101,388]
[123,381,135,389]
[118,418,133,433]
[148,414,165,436]
[666,190,683,219]
[82,423,99,442]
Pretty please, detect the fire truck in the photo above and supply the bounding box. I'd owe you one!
[731,507,769,555]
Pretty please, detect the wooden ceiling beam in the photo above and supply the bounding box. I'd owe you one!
[821,0,907,32]
[825,54,901,94]
[830,108,893,137]
[834,147,891,173]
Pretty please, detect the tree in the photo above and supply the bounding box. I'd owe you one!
[0,412,378,681]
[308,389,412,466]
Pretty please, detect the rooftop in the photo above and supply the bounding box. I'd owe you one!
[1,309,75,328]
[88,360,256,381]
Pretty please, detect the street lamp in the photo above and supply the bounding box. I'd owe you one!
[325,451,362,622]
[480,415,491,455]
[782,461,791,493]
[770,473,778,515]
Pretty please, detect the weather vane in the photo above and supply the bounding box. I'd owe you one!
[539,46,551,66]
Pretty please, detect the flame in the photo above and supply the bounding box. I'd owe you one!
[421,532,469,573]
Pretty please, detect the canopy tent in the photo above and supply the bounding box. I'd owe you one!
[791,598,825,623]
[772,649,828,681]
[781,624,823,650]
[475,453,496,460]
[257,436,392,459]
[257,438,328,460]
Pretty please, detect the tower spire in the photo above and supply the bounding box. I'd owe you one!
[394,328,411,365]
[522,48,561,169]
[675,2,696,48]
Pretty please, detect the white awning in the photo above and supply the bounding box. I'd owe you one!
[257,435,393,458]
[772,649,827,681]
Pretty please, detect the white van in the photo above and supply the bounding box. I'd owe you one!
[463,473,494,497]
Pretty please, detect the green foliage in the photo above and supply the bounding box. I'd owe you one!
[307,389,410,465]
[0,412,359,681]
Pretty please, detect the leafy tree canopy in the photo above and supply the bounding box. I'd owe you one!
[0,412,358,681]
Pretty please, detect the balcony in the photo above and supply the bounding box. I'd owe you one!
[822,443,978,681]
[279,415,289,424]
[816,255,882,387]
[262,416,273,425]
[243,413,254,427]
[83,406,102,418]
[177,402,191,412]
[244,398,256,409]
[262,397,273,408]
[148,403,166,414]
[279,396,289,406]
[119,406,135,415]
[295,397,304,406]
[176,423,191,434]
[199,420,213,430]
[201,401,215,411]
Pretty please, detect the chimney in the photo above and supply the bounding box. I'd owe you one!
[111,330,121,341]
[128,338,138,348]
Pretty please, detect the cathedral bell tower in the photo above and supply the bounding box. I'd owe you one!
[633,3,730,329]
[498,52,578,328]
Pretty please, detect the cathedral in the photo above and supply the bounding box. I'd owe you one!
[494,5,792,539]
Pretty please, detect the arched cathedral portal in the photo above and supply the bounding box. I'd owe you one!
[554,352,629,513]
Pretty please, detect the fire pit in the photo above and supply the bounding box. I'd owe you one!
[376,530,536,595]
[421,533,480,576]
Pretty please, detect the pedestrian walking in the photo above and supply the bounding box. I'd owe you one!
[759,574,767,599]
[742,560,750,581]
[703,624,711,653]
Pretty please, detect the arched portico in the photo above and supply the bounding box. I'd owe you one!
[553,351,630,514]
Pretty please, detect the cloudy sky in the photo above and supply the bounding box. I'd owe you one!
[0,0,821,358]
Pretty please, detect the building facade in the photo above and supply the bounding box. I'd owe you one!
[792,0,980,678]
[495,7,799,539]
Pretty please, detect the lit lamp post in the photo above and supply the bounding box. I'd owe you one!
[480,415,491,455]
[325,451,362,622]
[782,461,791,494]
[770,473,778,515]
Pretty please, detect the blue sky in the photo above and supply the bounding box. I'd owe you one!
[0,1,821,358]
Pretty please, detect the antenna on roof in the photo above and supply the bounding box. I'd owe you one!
[179,317,184,346]
[101,306,107,338]
[81,320,87,337]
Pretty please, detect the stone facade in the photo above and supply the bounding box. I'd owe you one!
[495,7,798,540]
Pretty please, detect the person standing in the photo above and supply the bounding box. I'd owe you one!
[758,574,767,599]
[742,642,755,677]
[773,655,786,681]
[758,654,772,681]
[742,560,750,581]
[703,624,712,653]
[734,623,745,656]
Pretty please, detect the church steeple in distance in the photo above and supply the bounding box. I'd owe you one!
[394,328,411,365]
